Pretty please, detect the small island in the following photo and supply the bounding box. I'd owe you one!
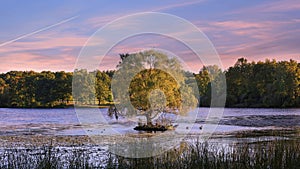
[134,124,168,131]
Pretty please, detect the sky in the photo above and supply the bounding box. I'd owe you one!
[0,0,299,73]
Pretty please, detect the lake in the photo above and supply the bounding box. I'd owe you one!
[0,108,299,167]
[0,107,299,139]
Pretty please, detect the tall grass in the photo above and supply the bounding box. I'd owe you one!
[114,139,300,169]
[0,139,299,169]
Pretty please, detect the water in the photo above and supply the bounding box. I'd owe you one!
[0,108,299,166]
[0,108,299,136]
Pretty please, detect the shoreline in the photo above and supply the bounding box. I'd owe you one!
[1,105,300,109]
[0,127,298,148]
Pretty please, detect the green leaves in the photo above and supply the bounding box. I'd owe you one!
[225,58,300,108]
[95,70,113,105]
[129,69,181,112]
[0,57,298,109]
[112,50,198,124]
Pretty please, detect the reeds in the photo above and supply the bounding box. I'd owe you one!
[0,139,299,169]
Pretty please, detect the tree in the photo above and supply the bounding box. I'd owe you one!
[35,71,57,107]
[95,70,112,105]
[0,78,9,107]
[129,69,181,125]
[53,71,72,104]
[0,58,298,108]
[195,65,225,107]
[224,58,300,108]
[5,71,27,107]
[72,69,95,105]
[225,58,253,107]
[112,50,198,127]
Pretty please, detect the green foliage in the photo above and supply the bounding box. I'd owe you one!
[72,69,95,105]
[224,58,300,107]
[129,69,181,112]
[0,57,298,108]
[0,70,113,107]
[95,70,113,105]
[113,50,198,125]
[194,58,300,107]
[194,65,226,107]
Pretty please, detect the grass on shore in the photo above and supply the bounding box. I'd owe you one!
[0,139,299,169]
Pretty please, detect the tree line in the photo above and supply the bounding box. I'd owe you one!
[0,70,114,107]
[0,58,299,108]
[195,58,300,108]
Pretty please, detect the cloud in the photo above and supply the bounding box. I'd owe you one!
[0,31,88,72]
[0,15,79,48]
[205,20,283,39]
[231,0,300,14]
[210,21,263,29]
[257,0,300,12]
[153,0,206,12]
[0,52,76,72]
[86,14,124,29]
[86,0,207,29]
[1,0,299,73]
[193,17,300,68]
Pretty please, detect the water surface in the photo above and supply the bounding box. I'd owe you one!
[0,108,299,137]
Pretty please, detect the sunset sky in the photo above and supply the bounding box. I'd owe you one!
[1,0,299,72]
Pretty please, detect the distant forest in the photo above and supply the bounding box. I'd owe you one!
[0,58,299,108]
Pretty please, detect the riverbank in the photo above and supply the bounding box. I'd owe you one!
[1,103,300,109]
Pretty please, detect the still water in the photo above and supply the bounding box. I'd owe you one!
[0,108,299,137]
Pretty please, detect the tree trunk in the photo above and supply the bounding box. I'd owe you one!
[145,111,152,126]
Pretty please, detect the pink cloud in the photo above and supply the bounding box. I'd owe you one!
[259,0,300,12]
[0,32,87,53]
[85,0,207,30]
[192,18,300,69]
[210,21,263,29]
[0,31,88,72]
[230,0,300,14]
[0,52,76,72]
[86,14,124,29]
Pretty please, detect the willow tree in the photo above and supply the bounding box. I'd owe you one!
[111,50,198,127]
